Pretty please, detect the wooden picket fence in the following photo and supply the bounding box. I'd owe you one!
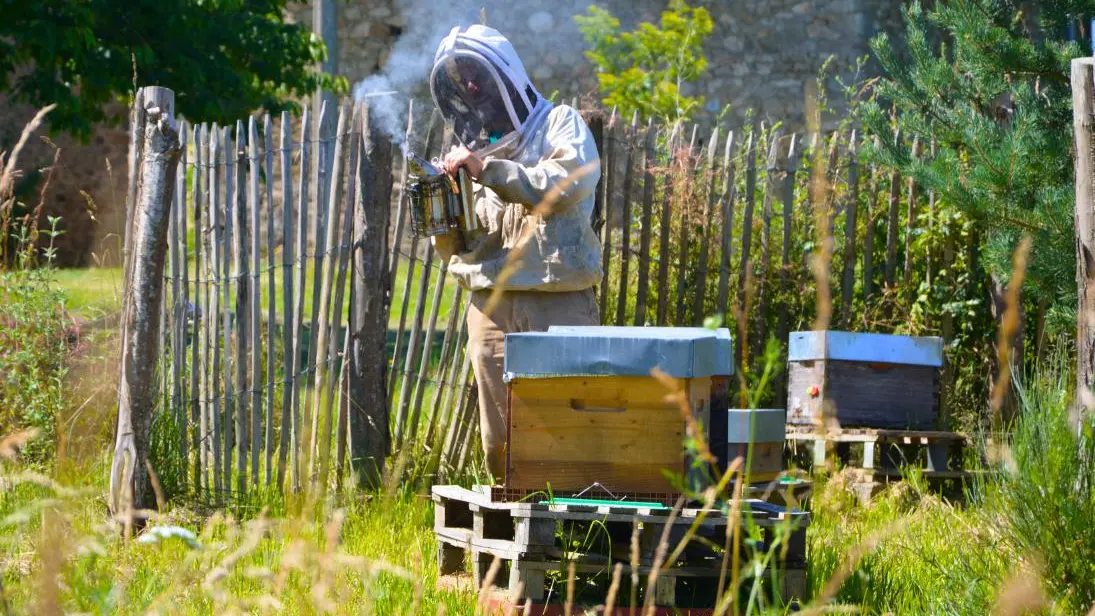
[592,112,963,386]
[137,90,968,502]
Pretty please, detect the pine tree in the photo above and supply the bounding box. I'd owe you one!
[862,1,1087,345]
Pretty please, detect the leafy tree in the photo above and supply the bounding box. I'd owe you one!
[0,0,346,140]
[575,0,713,124]
[861,1,1083,342]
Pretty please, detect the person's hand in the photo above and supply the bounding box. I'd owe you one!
[442,146,483,180]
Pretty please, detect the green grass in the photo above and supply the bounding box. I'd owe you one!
[53,256,461,331]
[0,459,481,615]
[806,472,1011,614]
[53,266,125,321]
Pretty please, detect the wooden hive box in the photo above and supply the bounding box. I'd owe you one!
[723,408,786,481]
[503,326,733,497]
[787,331,943,430]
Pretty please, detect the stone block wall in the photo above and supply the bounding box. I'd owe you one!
[0,97,130,268]
[290,0,909,131]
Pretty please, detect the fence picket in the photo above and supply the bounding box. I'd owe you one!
[884,129,902,289]
[409,256,447,444]
[863,154,881,301]
[841,132,860,326]
[755,130,781,345]
[388,101,414,285]
[221,125,237,495]
[395,243,434,447]
[440,316,473,469]
[287,109,311,492]
[633,121,656,325]
[264,114,277,485]
[904,137,922,282]
[737,130,757,323]
[277,111,295,490]
[234,120,252,493]
[656,123,680,326]
[210,124,225,502]
[247,117,262,488]
[425,287,466,449]
[778,134,800,345]
[303,102,332,481]
[716,130,737,318]
[599,109,617,321]
[172,124,187,482]
[615,111,639,325]
[191,123,205,495]
[317,103,360,490]
[691,126,720,325]
[674,125,701,327]
[308,102,348,485]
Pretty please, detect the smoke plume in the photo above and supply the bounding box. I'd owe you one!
[353,2,484,145]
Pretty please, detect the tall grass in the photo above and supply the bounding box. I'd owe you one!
[977,355,1095,612]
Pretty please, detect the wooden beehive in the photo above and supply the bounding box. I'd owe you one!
[786,331,943,430]
[503,326,733,496]
[723,408,785,481]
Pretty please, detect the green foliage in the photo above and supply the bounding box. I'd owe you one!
[0,217,70,465]
[807,474,1010,614]
[861,0,1083,339]
[575,0,713,124]
[979,358,1095,611]
[1,0,347,140]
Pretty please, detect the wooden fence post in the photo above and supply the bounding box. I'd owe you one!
[1072,57,1095,414]
[349,101,393,486]
[109,86,180,519]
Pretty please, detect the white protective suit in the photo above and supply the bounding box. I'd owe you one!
[429,24,604,292]
[428,25,604,478]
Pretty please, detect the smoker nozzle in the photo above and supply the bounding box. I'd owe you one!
[405,151,442,177]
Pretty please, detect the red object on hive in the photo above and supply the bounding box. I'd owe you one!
[807,385,820,398]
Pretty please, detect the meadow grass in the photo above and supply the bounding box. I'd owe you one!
[0,457,482,615]
[54,256,460,331]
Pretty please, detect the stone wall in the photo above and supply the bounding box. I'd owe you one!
[290,0,909,131]
[0,97,130,268]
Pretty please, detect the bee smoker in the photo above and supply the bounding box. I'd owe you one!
[405,150,477,239]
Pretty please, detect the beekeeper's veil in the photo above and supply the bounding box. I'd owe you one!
[430,25,553,159]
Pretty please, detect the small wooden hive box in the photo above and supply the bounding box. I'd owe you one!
[503,326,733,496]
[723,408,786,481]
[787,330,944,430]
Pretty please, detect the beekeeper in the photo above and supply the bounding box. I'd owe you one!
[429,24,603,479]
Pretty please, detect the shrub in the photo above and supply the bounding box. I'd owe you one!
[0,253,69,466]
[575,0,714,125]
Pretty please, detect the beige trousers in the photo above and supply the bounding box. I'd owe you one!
[466,287,600,479]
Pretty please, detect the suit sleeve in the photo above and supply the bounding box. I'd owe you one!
[476,108,601,216]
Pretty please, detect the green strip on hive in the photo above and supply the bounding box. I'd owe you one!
[538,497,670,509]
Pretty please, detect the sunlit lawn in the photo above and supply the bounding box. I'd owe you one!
[54,254,461,332]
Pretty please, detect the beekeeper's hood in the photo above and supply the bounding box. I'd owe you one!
[430,25,553,160]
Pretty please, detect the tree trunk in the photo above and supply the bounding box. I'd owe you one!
[348,102,393,487]
[109,87,180,521]
[1072,58,1095,416]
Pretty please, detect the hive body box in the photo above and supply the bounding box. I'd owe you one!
[503,327,733,496]
[725,408,786,481]
[786,331,944,430]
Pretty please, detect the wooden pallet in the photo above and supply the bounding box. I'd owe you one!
[432,485,809,608]
[786,425,969,476]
